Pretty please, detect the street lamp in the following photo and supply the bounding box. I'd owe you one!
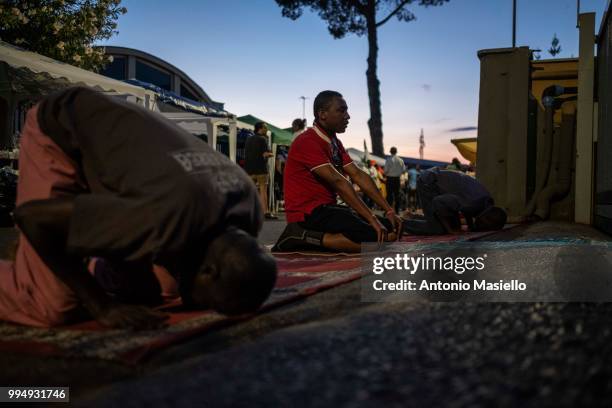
[512,0,516,48]
[299,96,309,125]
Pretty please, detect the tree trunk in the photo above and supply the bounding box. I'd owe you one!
[365,1,384,157]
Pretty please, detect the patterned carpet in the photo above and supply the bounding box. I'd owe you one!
[0,229,506,363]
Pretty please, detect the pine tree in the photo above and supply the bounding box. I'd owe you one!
[275,0,448,156]
[548,33,561,57]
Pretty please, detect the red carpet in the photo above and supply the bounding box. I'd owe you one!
[0,229,506,363]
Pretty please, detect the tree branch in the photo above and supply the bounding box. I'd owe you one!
[347,0,368,15]
[376,0,411,27]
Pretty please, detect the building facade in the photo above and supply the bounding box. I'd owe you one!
[100,46,225,111]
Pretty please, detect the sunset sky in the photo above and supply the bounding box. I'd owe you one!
[103,0,606,161]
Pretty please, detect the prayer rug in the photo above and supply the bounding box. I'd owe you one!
[0,228,510,363]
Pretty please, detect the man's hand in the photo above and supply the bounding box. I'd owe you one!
[92,301,169,330]
[369,217,388,246]
[386,210,404,240]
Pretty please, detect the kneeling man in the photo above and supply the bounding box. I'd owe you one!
[403,168,507,235]
[274,90,402,253]
[0,87,277,329]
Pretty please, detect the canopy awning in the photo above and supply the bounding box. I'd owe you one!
[451,137,477,164]
[0,40,152,104]
[237,114,295,146]
[162,111,252,134]
[162,112,216,134]
[346,148,386,167]
[161,111,240,163]
[126,79,231,117]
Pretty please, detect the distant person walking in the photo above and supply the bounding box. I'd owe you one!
[375,164,386,199]
[274,145,288,212]
[407,164,420,210]
[245,122,276,219]
[362,161,377,208]
[384,147,405,213]
[399,170,408,211]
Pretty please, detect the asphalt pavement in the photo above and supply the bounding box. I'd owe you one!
[3,221,612,407]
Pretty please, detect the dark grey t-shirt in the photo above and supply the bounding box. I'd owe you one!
[423,168,493,217]
[244,134,270,175]
[37,87,262,277]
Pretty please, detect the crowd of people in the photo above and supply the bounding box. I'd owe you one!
[0,87,506,330]
[361,154,422,216]
[248,121,475,223]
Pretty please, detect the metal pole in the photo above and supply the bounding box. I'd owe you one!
[576,0,580,28]
[512,0,517,47]
[299,96,308,120]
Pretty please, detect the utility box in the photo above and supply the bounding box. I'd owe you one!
[476,47,532,220]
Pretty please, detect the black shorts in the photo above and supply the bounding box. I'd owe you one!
[299,204,392,244]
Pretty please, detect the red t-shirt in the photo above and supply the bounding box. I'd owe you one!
[283,124,353,222]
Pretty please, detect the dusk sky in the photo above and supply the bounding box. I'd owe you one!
[102,0,607,162]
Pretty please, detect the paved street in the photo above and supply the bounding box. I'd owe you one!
[2,221,612,407]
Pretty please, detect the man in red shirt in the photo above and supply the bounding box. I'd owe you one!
[273,90,402,253]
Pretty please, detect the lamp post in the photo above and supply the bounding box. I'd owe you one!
[419,128,425,160]
[299,96,309,125]
[512,0,517,48]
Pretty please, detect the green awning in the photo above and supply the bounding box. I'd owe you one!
[237,114,295,146]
